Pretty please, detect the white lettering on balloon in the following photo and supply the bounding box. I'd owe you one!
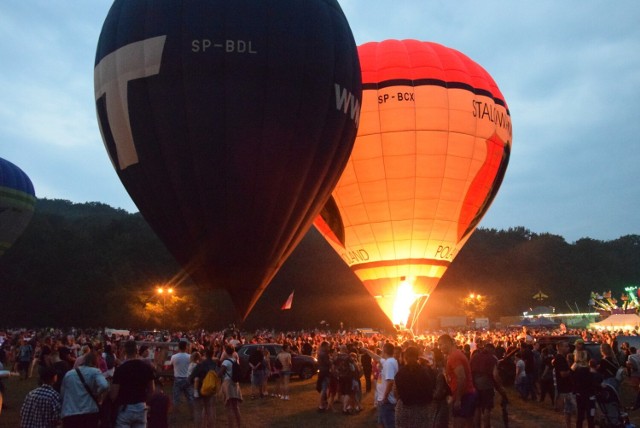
[334,83,360,126]
[434,245,457,260]
[94,36,167,170]
[191,39,257,54]
[341,249,369,264]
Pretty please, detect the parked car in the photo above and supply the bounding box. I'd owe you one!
[235,343,318,382]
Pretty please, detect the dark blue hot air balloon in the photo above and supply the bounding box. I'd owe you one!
[94,0,362,319]
[0,158,36,256]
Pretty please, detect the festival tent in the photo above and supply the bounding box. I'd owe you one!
[530,316,558,327]
[566,316,596,328]
[517,318,532,326]
[529,306,555,316]
[518,316,557,327]
[590,313,640,330]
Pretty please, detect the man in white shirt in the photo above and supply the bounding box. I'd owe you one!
[363,343,398,428]
[171,340,194,416]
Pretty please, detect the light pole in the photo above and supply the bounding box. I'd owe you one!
[156,286,174,308]
[156,286,174,326]
[462,292,484,320]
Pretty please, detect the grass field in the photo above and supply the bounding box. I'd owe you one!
[4,374,640,427]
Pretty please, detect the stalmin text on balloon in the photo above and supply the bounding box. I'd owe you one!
[472,100,511,133]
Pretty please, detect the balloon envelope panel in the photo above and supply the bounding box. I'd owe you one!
[315,40,511,325]
[0,158,36,256]
[94,0,361,319]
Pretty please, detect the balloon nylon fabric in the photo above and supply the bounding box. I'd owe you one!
[94,0,361,319]
[0,158,36,256]
[315,40,511,326]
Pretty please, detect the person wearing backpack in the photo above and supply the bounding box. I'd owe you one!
[334,347,357,414]
[190,348,218,428]
[218,345,242,428]
[394,346,435,427]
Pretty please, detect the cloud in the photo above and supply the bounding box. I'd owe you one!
[1,0,638,242]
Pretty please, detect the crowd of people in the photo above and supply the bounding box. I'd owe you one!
[1,324,640,427]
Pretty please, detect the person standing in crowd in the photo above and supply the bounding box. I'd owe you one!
[188,351,201,380]
[170,340,194,418]
[270,348,283,399]
[438,334,477,428]
[60,351,109,428]
[626,346,640,388]
[219,345,243,428]
[394,346,435,427]
[102,344,118,380]
[301,339,313,356]
[430,348,450,428]
[539,347,556,407]
[20,366,61,428]
[110,340,156,427]
[73,343,93,369]
[520,342,538,401]
[248,345,265,399]
[334,346,356,414]
[350,351,363,412]
[571,350,599,428]
[470,342,508,428]
[190,347,218,428]
[276,343,292,401]
[598,342,621,391]
[526,341,541,400]
[514,351,528,399]
[139,345,155,371]
[36,337,53,384]
[363,342,398,428]
[617,341,631,366]
[147,377,171,428]
[553,340,575,428]
[51,347,72,394]
[260,348,272,398]
[316,341,331,412]
[17,337,33,380]
[360,343,373,394]
[574,338,592,360]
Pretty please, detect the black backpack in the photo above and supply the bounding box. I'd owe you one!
[226,359,242,383]
[335,354,355,380]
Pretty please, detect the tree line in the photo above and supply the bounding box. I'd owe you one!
[0,199,638,330]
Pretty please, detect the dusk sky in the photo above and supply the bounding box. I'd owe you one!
[1,1,638,243]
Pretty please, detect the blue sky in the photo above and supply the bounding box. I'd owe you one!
[1,1,638,243]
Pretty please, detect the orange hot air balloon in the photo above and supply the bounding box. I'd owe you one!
[315,40,512,328]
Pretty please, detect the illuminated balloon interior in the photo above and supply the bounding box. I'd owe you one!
[315,39,511,328]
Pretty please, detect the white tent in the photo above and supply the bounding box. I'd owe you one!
[590,313,640,330]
